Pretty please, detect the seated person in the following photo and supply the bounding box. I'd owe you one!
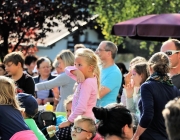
[47,95,73,140]
[17,93,58,140]
[0,76,37,140]
[93,103,134,140]
[71,116,96,140]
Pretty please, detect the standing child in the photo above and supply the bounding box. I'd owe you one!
[59,48,100,128]
[0,76,37,140]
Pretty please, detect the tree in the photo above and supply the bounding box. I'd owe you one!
[0,0,95,61]
[91,0,180,56]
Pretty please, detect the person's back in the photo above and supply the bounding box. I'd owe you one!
[0,105,30,140]
[139,79,180,139]
[0,76,37,140]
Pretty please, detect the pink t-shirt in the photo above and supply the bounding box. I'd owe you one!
[65,66,98,122]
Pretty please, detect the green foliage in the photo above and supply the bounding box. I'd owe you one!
[90,0,180,56]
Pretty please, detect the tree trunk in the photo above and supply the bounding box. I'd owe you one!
[0,23,9,62]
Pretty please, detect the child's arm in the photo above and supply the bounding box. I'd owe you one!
[47,125,60,140]
[65,66,85,83]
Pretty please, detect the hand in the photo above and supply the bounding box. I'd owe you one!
[46,125,56,138]
[59,120,71,128]
[74,69,85,83]
[123,80,134,98]
[53,104,57,112]
[131,134,139,140]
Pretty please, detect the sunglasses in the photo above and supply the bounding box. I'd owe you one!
[95,48,110,52]
[71,126,90,133]
[165,50,180,56]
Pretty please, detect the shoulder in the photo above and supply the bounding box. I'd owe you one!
[24,118,35,124]
[0,105,20,114]
[84,77,97,85]
[103,64,121,75]
[33,75,39,80]
[22,73,33,80]
[142,80,157,86]
[48,74,56,80]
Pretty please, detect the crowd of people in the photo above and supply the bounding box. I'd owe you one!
[0,39,180,140]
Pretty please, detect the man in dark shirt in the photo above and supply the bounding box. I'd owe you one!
[161,39,180,90]
[4,51,35,96]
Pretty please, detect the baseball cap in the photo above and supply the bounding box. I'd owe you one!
[17,93,38,116]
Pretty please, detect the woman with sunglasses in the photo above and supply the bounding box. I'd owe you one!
[132,52,180,140]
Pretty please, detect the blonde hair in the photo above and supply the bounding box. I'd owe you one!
[64,94,73,107]
[75,48,101,94]
[0,76,20,110]
[130,56,147,69]
[74,44,86,52]
[56,49,74,67]
[53,59,59,68]
[148,52,170,74]
[74,116,96,137]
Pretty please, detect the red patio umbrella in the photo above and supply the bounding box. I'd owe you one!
[111,13,180,41]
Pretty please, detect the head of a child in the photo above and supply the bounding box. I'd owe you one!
[17,93,38,118]
[71,116,96,140]
[3,51,24,76]
[74,48,100,91]
[124,56,147,86]
[0,76,20,110]
[131,62,149,87]
[24,55,37,72]
[64,95,73,118]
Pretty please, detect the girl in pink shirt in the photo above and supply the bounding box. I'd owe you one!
[59,48,100,128]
